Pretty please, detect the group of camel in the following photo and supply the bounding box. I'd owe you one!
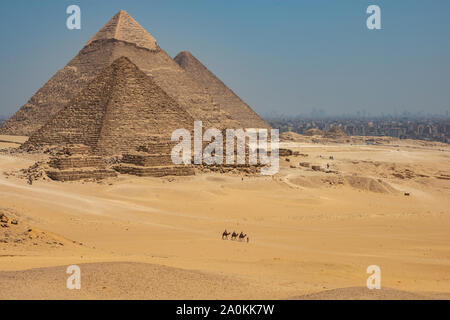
[222,230,249,243]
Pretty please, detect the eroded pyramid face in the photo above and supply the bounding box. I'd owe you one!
[174,51,271,130]
[24,57,196,156]
[1,10,241,136]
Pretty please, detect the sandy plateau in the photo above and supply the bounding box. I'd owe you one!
[0,134,449,299]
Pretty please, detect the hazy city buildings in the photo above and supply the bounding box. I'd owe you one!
[268,117,450,143]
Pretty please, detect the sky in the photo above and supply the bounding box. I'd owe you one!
[1,0,449,119]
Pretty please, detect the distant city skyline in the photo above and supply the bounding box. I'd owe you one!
[262,108,450,120]
[1,0,449,119]
[268,117,450,143]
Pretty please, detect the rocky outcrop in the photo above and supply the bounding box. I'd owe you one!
[279,148,293,156]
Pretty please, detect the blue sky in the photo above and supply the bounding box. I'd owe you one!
[1,0,449,118]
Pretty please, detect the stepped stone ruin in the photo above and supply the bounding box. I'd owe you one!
[324,126,348,139]
[1,10,244,136]
[114,141,195,177]
[45,144,117,181]
[174,51,270,129]
[23,57,195,156]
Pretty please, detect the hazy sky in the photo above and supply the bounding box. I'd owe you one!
[1,0,449,119]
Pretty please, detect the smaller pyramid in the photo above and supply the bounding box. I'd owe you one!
[45,144,118,181]
[114,141,195,177]
[24,57,194,156]
[324,126,348,138]
[174,51,271,129]
[86,10,158,50]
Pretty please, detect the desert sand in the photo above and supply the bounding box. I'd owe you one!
[0,134,449,299]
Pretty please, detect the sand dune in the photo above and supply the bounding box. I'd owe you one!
[0,262,276,299]
[288,175,397,194]
[1,263,446,300]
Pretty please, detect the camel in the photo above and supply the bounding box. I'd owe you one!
[231,231,238,240]
[238,232,247,241]
[222,230,231,240]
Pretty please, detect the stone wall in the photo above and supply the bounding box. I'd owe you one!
[46,169,117,182]
[45,144,117,181]
[49,156,106,170]
[136,141,177,154]
[114,164,194,177]
[122,153,173,167]
[60,144,91,156]
[115,141,195,178]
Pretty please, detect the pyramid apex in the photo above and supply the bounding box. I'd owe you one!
[175,51,195,59]
[86,10,158,50]
[114,9,132,18]
[174,51,198,67]
[178,51,193,56]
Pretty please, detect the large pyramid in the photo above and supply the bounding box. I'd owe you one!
[23,57,195,156]
[1,10,239,136]
[174,51,270,129]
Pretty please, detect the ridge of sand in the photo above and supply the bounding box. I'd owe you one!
[0,262,277,300]
[1,263,448,299]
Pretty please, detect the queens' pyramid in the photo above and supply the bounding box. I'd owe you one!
[1,10,241,136]
[24,57,194,156]
[174,51,271,129]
